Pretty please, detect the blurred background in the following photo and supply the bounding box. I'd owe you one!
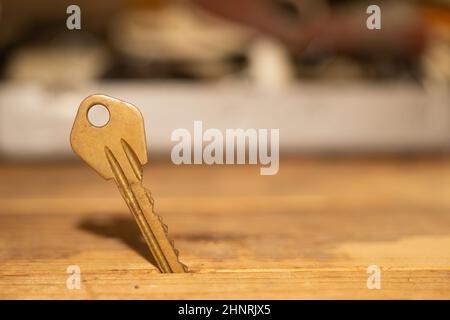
[0,0,448,159]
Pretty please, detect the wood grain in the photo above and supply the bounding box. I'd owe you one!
[1,156,450,299]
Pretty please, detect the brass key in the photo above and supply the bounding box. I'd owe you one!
[70,94,187,273]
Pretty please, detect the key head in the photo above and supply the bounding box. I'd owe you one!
[71,94,148,180]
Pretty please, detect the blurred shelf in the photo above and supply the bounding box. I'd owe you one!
[0,80,449,159]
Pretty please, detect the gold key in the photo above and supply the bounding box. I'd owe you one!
[70,94,187,273]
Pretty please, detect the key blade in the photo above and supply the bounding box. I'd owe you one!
[70,94,148,180]
[104,146,187,273]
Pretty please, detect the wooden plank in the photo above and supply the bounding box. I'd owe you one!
[1,157,450,299]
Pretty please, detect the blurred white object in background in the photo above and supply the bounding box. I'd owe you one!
[248,37,294,90]
[5,45,109,88]
[109,4,252,78]
[0,80,449,160]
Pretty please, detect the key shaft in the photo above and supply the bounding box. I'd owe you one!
[105,145,186,273]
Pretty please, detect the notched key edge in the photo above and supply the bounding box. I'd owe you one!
[143,187,189,273]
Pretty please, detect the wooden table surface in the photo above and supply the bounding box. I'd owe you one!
[1,156,450,299]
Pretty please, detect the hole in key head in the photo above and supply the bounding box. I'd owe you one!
[87,104,110,127]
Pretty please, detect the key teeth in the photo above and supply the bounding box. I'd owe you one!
[162,221,169,233]
[145,187,169,233]
[144,187,155,208]
[144,187,187,272]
